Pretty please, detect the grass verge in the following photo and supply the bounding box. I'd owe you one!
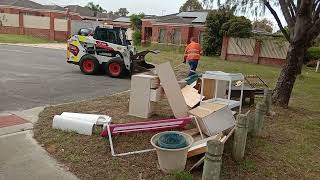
[34,50,320,179]
[0,33,53,44]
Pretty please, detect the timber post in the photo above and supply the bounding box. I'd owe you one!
[263,89,272,115]
[232,114,249,161]
[252,103,267,137]
[202,140,224,180]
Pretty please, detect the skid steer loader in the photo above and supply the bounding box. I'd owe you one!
[66,26,158,78]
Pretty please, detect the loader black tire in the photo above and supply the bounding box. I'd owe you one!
[105,58,126,78]
[80,55,100,75]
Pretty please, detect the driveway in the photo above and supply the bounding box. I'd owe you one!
[0,44,130,113]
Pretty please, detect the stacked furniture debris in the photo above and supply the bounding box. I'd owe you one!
[128,74,161,118]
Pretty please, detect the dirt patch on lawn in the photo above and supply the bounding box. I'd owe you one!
[34,92,201,180]
[34,92,320,180]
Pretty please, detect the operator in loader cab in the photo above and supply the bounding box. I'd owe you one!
[183,37,202,77]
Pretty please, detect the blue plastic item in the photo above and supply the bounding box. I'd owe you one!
[157,132,187,149]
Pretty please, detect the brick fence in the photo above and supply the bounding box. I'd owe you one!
[220,36,289,66]
[0,6,81,41]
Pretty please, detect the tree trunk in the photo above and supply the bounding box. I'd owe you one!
[272,44,306,107]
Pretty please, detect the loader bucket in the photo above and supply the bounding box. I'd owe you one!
[130,50,158,74]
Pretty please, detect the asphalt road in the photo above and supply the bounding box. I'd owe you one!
[0,44,130,113]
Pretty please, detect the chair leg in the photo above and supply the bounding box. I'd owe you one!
[107,124,116,156]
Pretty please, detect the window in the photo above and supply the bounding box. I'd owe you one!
[159,28,166,43]
[172,29,181,45]
[199,31,205,45]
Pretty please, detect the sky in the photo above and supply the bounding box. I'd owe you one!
[33,0,286,31]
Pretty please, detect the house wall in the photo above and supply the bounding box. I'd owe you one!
[0,6,81,41]
[144,22,206,47]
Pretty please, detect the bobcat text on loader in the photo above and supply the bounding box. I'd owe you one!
[67,26,158,78]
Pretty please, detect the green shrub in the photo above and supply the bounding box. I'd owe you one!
[132,31,142,46]
[221,16,252,38]
[306,47,320,60]
[203,6,252,56]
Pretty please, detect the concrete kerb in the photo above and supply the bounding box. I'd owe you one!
[0,43,67,50]
[0,90,130,135]
[0,90,131,180]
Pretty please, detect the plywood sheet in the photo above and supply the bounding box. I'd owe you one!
[189,103,226,118]
[129,75,152,118]
[187,133,223,158]
[203,79,215,99]
[181,85,202,108]
[156,62,188,118]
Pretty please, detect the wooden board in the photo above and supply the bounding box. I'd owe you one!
[156,62,188,118]
[187,133,223,158]
[182,128,200,137]
[181,85,203,108]
[129,75,152,118]
[203,79,215,99]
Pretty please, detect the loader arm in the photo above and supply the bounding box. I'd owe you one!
[130,50,160,74]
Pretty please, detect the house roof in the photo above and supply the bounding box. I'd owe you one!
[43,5,66,11]
[0,0,45,9]
[65,5,95,17]
[177,11,208,23]
[156,13,195,24]
[113,17,131,23]
[97,12,119,20]
[155,11,208,25]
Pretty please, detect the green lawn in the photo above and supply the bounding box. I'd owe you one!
[145,49,320,111]
[0,33,52,44]
[146,50,320,179]
[34,49,320,179]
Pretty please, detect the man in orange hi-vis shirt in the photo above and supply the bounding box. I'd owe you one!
[183,37,202,77]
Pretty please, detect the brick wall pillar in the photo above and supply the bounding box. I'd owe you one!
[141,26,146,45]
[67,9,71,39]
[220,36,229,60]
[253,40,262,64]
[67,19,71,39]
[18,12,24,35]
[49,12,55,41]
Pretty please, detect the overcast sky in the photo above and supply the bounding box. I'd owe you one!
[33,0,285,31]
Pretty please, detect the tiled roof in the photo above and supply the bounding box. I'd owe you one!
[65,5,95,17]
[177,11,208,23]
[155,11,208,24]
[43,5,66,11]
[113,17,131,23]
[0,0,45,9]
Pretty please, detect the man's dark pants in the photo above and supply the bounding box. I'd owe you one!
[188,60,199,77]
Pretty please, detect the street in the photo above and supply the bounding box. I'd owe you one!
[0,44,130,113]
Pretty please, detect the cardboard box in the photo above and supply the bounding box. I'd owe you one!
[189,102,235,136]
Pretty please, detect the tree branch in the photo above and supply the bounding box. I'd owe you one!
[279,0,295,27]
[264,1,290,41]
[297,0,302,9]
[313,2,320,21]
[289,0,297,13]
[289,3,296,21]
[307,18,320,41]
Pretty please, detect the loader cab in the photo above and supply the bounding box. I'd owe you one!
[93,26,128,46]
